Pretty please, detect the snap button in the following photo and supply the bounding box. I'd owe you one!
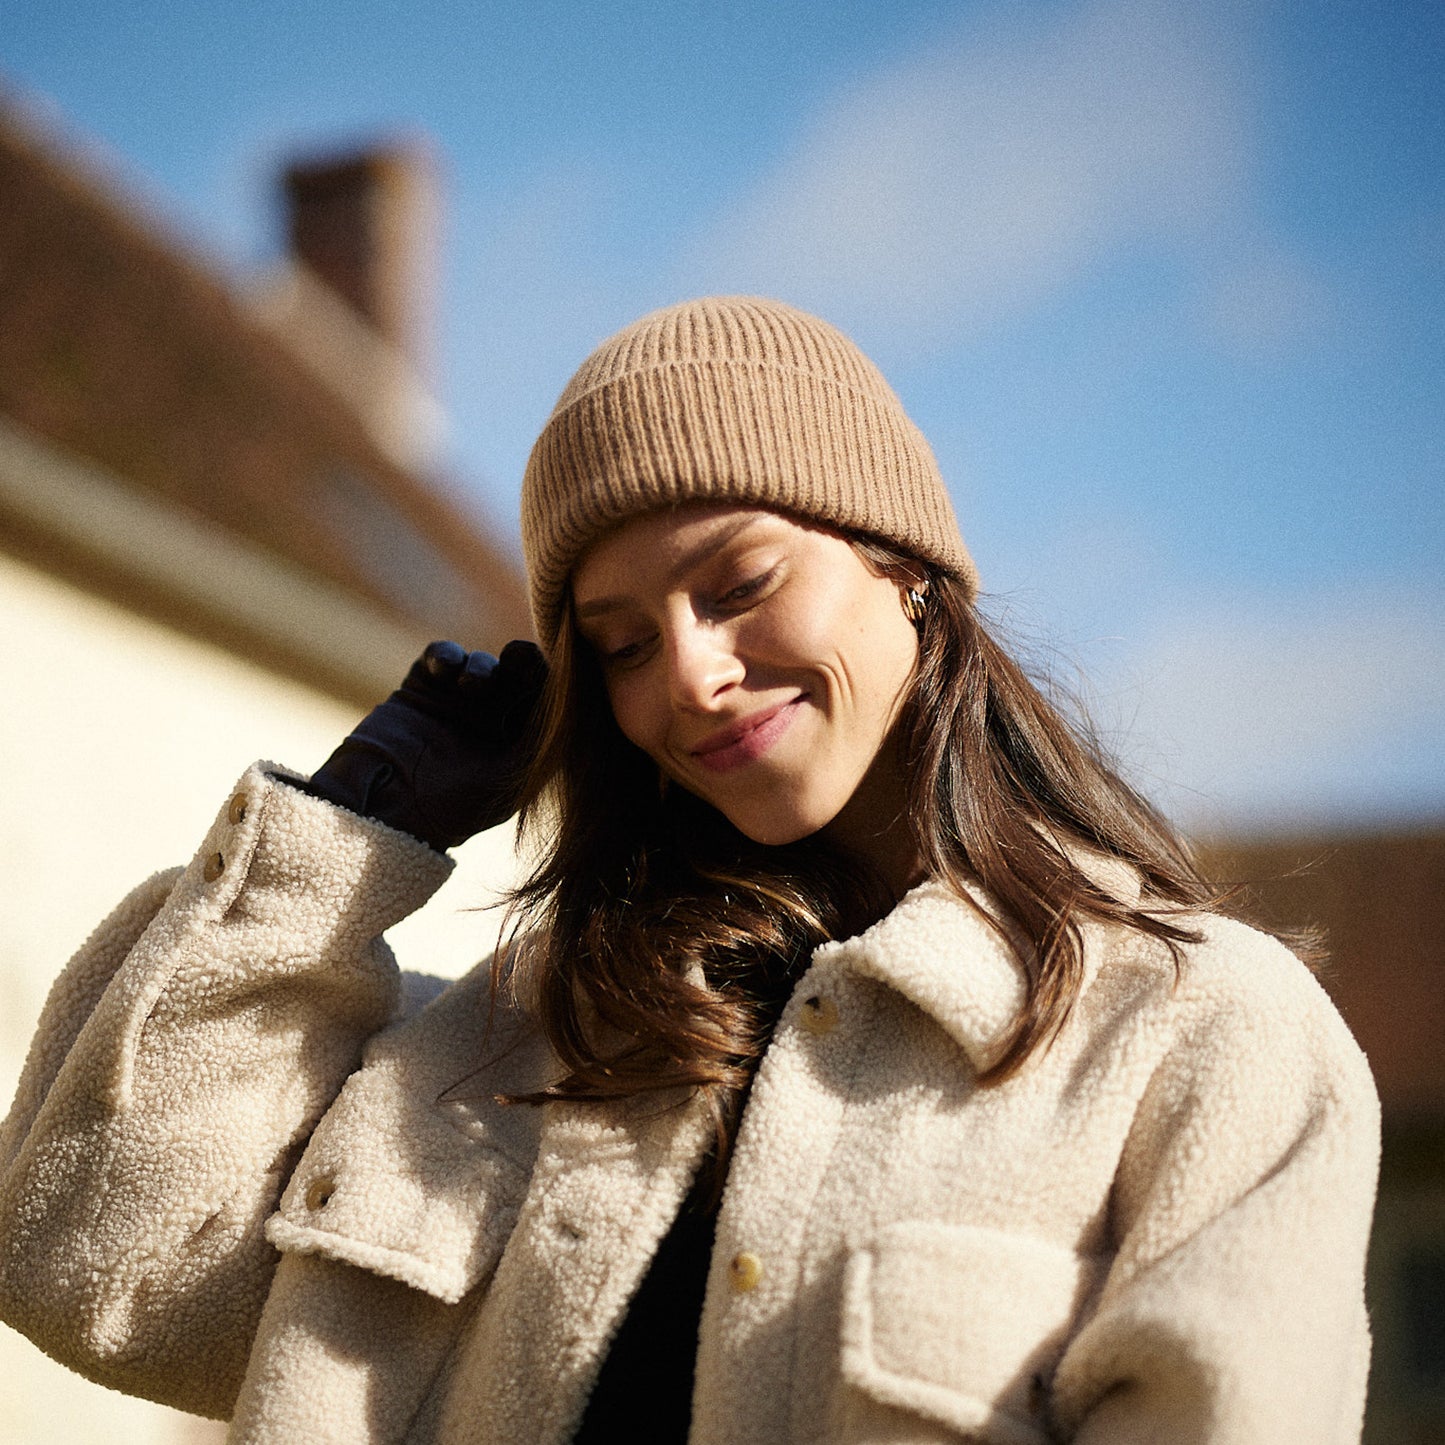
[305,1177,335,1211]
[799,994,839,1034]
[227,793,248,825]
[729,1251,763,1293]
[203,851,225,882]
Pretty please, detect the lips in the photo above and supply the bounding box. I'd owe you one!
[689,697,804,773]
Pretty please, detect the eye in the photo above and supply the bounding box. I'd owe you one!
[714,566,778,612]
[598,631,657,670]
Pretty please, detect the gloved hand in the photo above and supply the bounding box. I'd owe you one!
[304,639,547,850]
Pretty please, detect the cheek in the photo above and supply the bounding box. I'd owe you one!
[839,620,919,742]
[801,583,916,698]
[603,677,662,758]
[752,582,868,665]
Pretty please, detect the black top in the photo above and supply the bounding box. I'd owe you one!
[572,1177,719,1442]
[573,964,798,1442]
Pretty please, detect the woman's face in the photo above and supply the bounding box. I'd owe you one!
[570,505,921,856]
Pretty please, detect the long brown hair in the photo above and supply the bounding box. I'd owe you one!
[501,529,1217,1170]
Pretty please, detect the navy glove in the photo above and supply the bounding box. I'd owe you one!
[304,639,547,850]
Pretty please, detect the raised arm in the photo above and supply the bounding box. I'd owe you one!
[0,767,452,1418]
[0,637,549,1417]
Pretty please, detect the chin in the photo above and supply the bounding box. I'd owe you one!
[732,820,816,848]
[716,800,839,849]
[672,776,846,849]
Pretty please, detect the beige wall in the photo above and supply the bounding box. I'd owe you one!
[0,551,522,1443]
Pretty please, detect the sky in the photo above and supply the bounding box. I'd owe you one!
[4,0,1442,837]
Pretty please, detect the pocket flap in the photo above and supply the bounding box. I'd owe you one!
[266,972,547,1304]
[841,1221,1102,1444]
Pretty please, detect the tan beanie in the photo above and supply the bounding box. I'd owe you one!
[520,295,978,650]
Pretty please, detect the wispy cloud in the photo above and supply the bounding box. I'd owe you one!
[680,0,1268,353]
[447,0,1340,500]
[1194,246,1338,358]
[1093,586,1445,833]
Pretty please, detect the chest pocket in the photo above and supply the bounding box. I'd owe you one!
[839,1221,1104,1444]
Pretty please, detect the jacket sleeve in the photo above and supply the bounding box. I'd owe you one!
[1051,920,1381,1445]
[0,763,452,1420]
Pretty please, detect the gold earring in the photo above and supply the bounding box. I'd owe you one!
[900,581,929,624]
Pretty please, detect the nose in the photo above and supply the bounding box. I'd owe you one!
[666,621,744,711]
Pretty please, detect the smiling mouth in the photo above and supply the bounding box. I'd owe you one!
[690,697,804,773]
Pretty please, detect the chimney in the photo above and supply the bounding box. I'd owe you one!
[282,141,438,374]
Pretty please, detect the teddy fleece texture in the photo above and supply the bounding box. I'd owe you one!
[0,766,1380,1443]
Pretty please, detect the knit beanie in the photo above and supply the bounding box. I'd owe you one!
[520,295,978,650]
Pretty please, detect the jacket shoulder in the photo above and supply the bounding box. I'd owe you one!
[1177,912,1354,1028]
[1082,906,1377,1118]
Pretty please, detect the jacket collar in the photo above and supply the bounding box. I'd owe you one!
[817,852,1140,1074]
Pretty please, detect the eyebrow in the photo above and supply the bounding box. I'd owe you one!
[573,513,766,620]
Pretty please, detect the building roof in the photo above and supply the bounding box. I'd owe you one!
[0,96,532,706]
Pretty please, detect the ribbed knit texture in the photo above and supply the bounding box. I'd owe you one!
[521,296,977,650]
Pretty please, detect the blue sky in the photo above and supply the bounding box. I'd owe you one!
[4,0,1442,835]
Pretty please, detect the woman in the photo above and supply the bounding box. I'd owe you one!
[0,297,1379,1443]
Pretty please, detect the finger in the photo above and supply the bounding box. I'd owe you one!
[493,640,547,736]
[422,639,467,679]
[457,649,500,692]
[496,639,548,697]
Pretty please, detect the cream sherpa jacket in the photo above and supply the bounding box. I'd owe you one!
[1,766,1379,1444]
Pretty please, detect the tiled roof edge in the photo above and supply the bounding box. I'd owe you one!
[0,414,426,704]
